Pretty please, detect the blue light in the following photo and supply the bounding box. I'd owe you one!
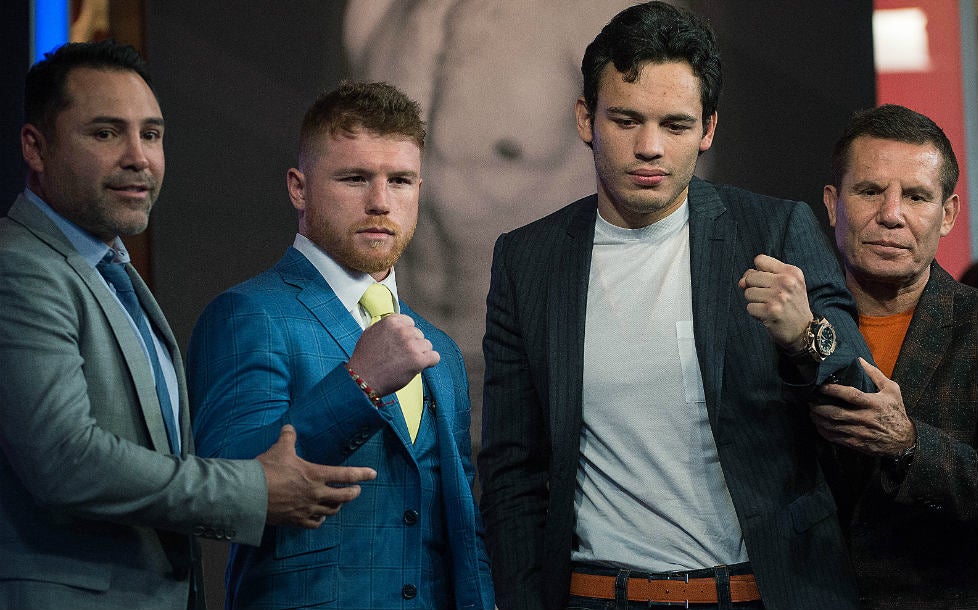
[32,0,69,64]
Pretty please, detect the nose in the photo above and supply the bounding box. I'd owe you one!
[634,125,664,160]
[877,187,905,228]
[364,179,391,215]
[120,133,150,171]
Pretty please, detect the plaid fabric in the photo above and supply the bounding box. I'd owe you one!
[190,248,493,609]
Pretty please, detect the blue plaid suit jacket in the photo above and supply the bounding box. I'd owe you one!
[188,247,493,609]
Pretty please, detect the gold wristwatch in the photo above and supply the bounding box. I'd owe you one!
[799,315,836,362]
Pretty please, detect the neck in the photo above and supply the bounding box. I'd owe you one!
[847,268,929,316]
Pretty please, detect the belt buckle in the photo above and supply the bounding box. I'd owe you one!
[644,572,690,608]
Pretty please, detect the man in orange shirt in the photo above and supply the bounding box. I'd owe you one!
[813,104,977,609]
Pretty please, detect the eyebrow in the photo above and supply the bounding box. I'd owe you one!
[336,167,419,178]
[604,107,697,123]
[89,116,165,128]
[849,179,936,198]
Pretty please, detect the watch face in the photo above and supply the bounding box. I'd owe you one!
[815,323,837,356]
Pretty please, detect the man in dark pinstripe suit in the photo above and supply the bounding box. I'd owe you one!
[478,3,875,609]
[814,104,977,609]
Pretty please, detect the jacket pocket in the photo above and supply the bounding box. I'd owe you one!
[787,488,836,533]
[275,520,339,559]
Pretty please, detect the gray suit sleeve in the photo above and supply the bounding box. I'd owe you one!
[0,247,267,545]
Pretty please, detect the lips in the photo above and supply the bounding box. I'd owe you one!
[109,184,150,193]
[628,168,668,187]
[356,226,395,236]
[105,176,155,199]
[866,240,910,250]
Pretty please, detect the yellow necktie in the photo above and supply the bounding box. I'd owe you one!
[359,283,423,442]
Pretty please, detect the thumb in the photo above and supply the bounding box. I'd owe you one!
[274,424,298,456]
[857,356,887,389]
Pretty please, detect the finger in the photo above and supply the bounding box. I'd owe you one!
[318,484,363,507]
[857,357,887,389]
[299,513,327,529]
[816,383,848,398]
[752,254,784,273]
[809,403,851,422]
[320,465,377,485]
[816,381,869,407]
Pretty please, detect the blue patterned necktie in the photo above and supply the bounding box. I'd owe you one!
[97,252,180,454]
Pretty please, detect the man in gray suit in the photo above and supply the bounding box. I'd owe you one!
[0,41,375,609]
[478,3,874,609]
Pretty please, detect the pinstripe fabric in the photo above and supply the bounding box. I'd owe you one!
[833,263,978,609]
[479,177,872,610]
[189,247,493,609]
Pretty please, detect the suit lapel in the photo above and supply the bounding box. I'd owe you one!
[892,263,954,414]
[9,197,176,453]
[277,248,362,359]
[280,249,419,447]
[548,199,596,465]
[129,267,191,454]
[688,178,735,418]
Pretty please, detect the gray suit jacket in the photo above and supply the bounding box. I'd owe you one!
[479,178,873,610]
[0,194,267,609]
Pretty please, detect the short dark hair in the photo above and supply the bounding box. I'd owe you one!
[299,81,426,165]
[24,40,155,136]
[581,1,722,127]
[830,104,959,201]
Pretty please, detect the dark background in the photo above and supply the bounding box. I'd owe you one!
[1,2,875,607]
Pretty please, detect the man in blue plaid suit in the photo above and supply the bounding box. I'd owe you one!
[189,81,493,610]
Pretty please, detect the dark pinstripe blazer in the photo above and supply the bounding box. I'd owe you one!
[479,177,873,610]
[835,263,978,609]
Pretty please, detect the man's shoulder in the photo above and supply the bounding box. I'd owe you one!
[497,194,597,246]
[691,177,806,214]
[924,263,978,320]
[0,198,59,255]
[198,251,308,318]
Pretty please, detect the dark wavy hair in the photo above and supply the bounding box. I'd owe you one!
[581,1,722,127]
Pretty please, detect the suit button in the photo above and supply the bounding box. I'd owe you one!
[403,510,419,526]
[192,525,205,536]
[402,584,417,599]
[226,528,236,539]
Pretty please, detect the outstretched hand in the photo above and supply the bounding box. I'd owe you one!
[810,358,915,457]
[257,425,377,529]
[739,254,813,350]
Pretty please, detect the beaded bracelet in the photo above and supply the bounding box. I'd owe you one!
[345,363,383,407]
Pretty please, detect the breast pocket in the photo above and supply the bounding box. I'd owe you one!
[677,321,705,404]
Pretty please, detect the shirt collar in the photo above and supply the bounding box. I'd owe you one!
[292,233,399,323]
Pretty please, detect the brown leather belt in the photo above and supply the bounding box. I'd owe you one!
[570,570,761,604]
